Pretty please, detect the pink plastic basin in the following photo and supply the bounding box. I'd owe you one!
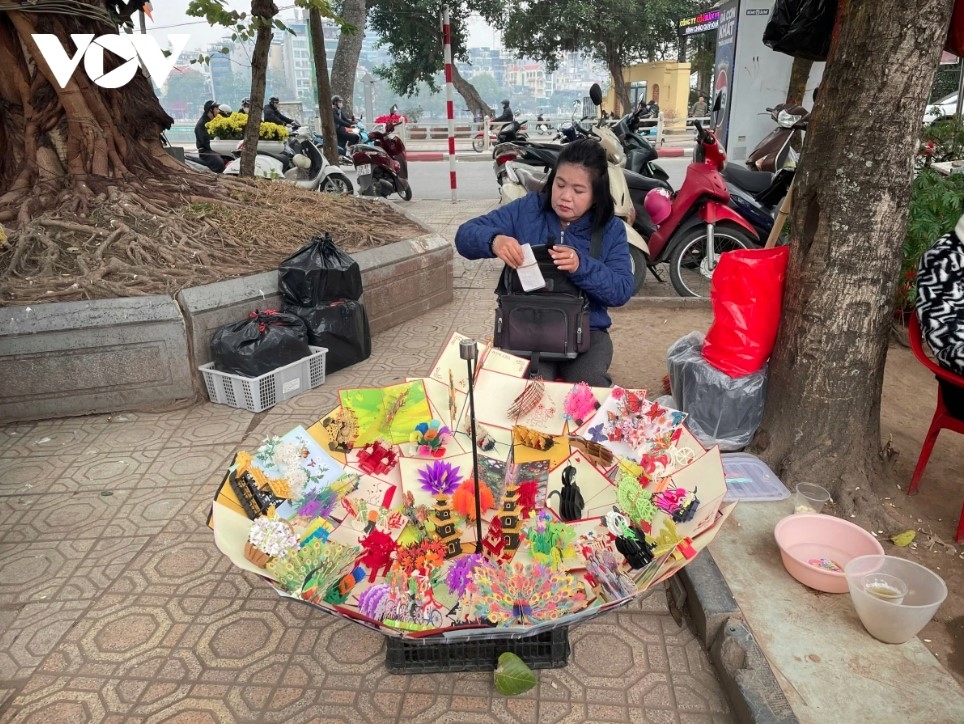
[774,514,884,593]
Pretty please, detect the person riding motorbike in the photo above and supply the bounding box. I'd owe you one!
[263,96,295,126]
[195,99,226,174]
[493,99,514,124]
[332,95,360,147]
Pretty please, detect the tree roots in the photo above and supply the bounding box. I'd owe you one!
[0,178,424,304]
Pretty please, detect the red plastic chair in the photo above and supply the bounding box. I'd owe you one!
[907,314,964,542]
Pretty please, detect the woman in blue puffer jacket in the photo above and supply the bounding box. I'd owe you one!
[455,139,634,386]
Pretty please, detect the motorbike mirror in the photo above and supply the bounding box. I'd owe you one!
[589,83,603,106]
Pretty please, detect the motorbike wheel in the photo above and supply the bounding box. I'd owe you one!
[668,223,756,298]
[320,173,354,195]
[628,246,648,294]
[398,183,413,201]
[472,137,485,153]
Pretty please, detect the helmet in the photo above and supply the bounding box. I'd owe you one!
[241,97,250,106]
[218,103,232,116]
[269,96,279,104]
[501,99,510,106]
[203,99,218,113]
[644,188,672,226]
[332,95,343,104]
[291,154,311,170]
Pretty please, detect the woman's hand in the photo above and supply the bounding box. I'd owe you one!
[492,234,525,268]
[549,245,579,273]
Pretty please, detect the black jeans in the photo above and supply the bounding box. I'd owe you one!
[526,330,614,387]
[198,151,226,174]
[338,131,360,149]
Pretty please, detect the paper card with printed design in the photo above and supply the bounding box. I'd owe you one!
[580,387,686,462]
[398,452,475,510]
[544,451,617,522]
[463,370,570,436]
[417,376,469,435]
[662,445,727,539]
[477,345,530,378]
[428,332,483,394]
[338,380,432,447]
[454,423,513,464]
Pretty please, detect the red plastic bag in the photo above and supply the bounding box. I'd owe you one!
[702,247,790,377]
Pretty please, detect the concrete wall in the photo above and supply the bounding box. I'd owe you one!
[0,229,453,423]
[0,297,195,422]
[604,61,693,128]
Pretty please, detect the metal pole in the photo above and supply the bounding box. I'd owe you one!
[442,5,458,202]
[953,59,964,159]
[460,340,483,552]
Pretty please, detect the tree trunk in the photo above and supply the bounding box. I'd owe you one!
[331,0,367,116]
[0,5,188,224]
[607,57,630,115]
[752,0,955,521]
[309,9,339,166]
[451,64,493,119]
[786,57,813,105]
[241,0,279,178]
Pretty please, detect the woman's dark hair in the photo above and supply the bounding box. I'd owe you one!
[542,138,614,233]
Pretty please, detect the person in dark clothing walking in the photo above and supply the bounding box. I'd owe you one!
[263,96,295,126]
[493,99,514,124]
[195,100,226,174]
[332,95,359,147]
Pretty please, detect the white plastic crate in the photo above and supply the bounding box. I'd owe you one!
[199,346,327,412]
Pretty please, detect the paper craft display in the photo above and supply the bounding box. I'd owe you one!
[208,331,737,640]
[467,370,571,436]
[428,332,482,394]
[339,380,432,446]
[581,387,686,462]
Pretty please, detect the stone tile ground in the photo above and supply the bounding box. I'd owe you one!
[0,200,732,723]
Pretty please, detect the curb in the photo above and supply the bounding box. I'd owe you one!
[675,552,797,723]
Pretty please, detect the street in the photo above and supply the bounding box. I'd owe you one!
[398,157,690,201]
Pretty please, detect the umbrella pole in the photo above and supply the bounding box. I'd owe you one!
[460,340,484,552]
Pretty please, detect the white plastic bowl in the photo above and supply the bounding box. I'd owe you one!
[844,555,947,644]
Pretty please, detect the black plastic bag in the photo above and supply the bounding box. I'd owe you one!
[278,233,363,306]
[763,0,838,61]
[285,300,372,373]
[210,310,311,378]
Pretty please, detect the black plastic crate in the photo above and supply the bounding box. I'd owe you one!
[385,627,570,674]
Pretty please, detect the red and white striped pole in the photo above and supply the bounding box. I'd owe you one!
[442,4,457,202]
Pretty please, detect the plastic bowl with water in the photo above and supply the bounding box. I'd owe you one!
[774,514,884,593]
[844,554,947,644]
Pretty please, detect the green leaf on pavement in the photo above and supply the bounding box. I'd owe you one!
[891,530,916,547]
[494,652,536,696]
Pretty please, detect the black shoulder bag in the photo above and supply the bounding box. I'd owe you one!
[493,228,603,361]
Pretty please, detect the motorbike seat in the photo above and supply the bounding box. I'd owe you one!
[722,165,773,195]
[261,151,290,166]
[513,165,547,194]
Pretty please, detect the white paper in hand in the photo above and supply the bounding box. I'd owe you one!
[516,244,546,292]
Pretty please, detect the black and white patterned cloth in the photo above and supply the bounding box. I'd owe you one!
[916,214,964,377]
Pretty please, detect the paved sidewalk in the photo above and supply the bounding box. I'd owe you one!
[0,201,732,723]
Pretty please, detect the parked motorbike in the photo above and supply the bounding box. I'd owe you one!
[472,119,528,153]
[352,120,411,200]
[643,120,760,298]
[722,105,808,239]
[223,127,354,194]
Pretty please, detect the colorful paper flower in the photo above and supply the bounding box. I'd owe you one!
[247,517,299,558]
[417,459,463,497]
[460,561,587,626]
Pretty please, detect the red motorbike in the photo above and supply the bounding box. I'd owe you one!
[644,121,760,298]
[351,121,412,200]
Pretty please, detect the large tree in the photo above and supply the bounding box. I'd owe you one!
[752,0,956,521]
[330,0,366,115]
[367,0,491,118]
[482,0,688,112]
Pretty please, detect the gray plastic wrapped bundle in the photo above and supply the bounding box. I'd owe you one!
[667,332,767,451]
